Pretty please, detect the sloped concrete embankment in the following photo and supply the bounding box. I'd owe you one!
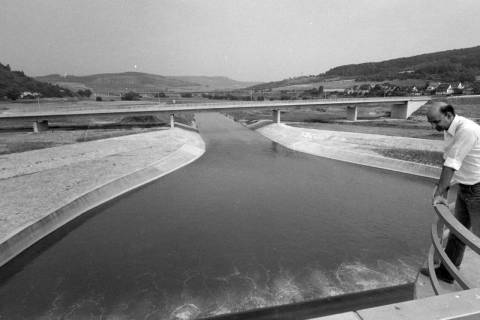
[0,129,205,267]
[257,123,442,179]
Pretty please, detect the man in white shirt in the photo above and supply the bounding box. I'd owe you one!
[421,101,480,283]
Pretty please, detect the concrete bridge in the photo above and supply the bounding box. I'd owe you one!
[0,96,431,132]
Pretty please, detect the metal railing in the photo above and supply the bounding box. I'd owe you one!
[427,203,480,294]
[156,95,431,109]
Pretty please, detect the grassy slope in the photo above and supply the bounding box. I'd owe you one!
[36,73,259,92]
[36,72,200,93]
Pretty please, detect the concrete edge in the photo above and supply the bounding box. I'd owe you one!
[257,124,441,180]
[312,288,480,319]
[0,139,205,268]
[292,140,440,179]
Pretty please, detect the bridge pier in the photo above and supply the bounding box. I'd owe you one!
[272,109,281,123]
[346,106,358,121]
[170,114,175,128]
[33,120,49,133]
[391,100,427,119]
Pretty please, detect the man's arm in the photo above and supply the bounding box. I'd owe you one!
[435,126,478,205]
[433,165,455,205]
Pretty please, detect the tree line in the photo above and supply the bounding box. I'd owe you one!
[0,62,76,100]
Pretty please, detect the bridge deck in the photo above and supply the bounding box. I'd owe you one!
[0,97,430,121]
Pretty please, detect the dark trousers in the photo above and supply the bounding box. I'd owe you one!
[441,183,480,270]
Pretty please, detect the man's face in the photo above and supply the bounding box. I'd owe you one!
[427,112,451,132]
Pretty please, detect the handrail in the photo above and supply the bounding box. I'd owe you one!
[434,204,480,255]
[159,96,431,109]
[430,223,473,289]
[0,96,431,120]
[427,203,480,294]
[427,246,446,295]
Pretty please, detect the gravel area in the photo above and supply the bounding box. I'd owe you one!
[0,128,204,242]
[0,128,167,154]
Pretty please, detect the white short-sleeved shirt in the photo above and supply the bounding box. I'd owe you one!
[443,115,480,185]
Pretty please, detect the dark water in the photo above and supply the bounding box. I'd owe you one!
[0,113,435,319]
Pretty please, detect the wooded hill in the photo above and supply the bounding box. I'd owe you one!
[326,45,480,82]
[0,63,73,99]
[249,45,480,91]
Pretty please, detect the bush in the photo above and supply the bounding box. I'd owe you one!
[121,91,141,101]
[472,81,480,94]
[77,89,92,97]
[6,88,21,100]
[96,96,102,101]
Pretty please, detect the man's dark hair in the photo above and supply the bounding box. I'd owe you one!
[440,104,455,116]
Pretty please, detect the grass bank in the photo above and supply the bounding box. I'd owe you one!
[374,148,443,167]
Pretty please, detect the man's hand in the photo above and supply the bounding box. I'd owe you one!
[432,166,455,207]
[432,195,449,206]
[432,184,449,206]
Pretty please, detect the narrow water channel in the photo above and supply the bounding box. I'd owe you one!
[0,113,434,319]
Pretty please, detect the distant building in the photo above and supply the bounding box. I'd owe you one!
[386,86,403,96]
[435,83,453,96]
[324,88,343,93]
[20,91,40,99]
[398,70,415,74]
[424,82,440,95]
[409,86,421,96]
[435,82,464,95]
[452,82,464,95]
[358,84,372,95]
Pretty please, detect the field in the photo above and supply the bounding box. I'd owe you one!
[272,79,429,92]
[0,128,170,154]
[0,96,213,113]
[0,98,200,154]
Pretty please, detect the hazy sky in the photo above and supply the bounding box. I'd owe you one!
[1,0,480,82]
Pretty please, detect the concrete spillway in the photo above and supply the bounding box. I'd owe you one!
[0,113,434,319]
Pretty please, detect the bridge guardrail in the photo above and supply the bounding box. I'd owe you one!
[159,96,431,109]
[0,96,432,121]
[427,203,480,294]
